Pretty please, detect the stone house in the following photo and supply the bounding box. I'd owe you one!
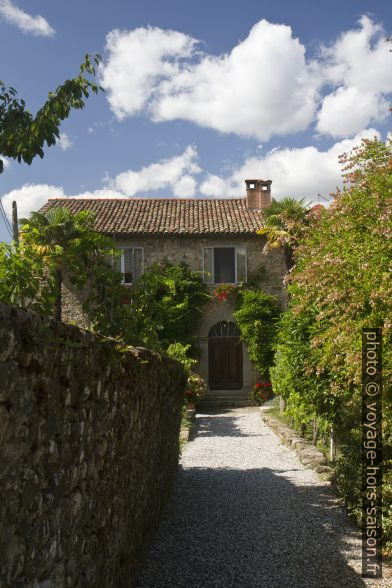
[41,180,286,406]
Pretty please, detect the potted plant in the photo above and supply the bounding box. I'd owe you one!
[249,381,274,405]
[185,371,206,409]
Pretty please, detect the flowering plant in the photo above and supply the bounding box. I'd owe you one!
[249,380,273,405]
[184,371,206,405]
[213,284,238,303]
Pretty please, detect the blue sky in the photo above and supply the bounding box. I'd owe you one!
[0,0,391,241]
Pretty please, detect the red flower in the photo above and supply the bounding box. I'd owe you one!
[255,382,262,389]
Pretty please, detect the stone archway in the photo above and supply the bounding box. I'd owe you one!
[208,321,243,389]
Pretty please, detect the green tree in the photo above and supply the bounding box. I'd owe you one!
[19,207,117,321]
[0,240,55,311]
[0,53,102,173]
[257,197,308,270]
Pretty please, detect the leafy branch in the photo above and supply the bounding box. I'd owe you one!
[0,53,103,172]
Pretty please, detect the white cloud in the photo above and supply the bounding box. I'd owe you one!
[0,184,125,222]
[151,21,319,140]
[101,17,392,141]
[172,175,198,197]
[316,16,392,137]
[101,27,197,120]
[110,145,200,196]
[57,133,73,152]
[101,20,319,140]
[199,129,381,201]
[0,0,55,37]
[1,184,66,222]
[199,174,232,197]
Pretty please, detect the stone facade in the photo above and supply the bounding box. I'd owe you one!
[113,235,286,399]
[0,302,186,587]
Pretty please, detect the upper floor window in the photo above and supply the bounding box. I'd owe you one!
[113,247,143,285]
[203,246,247,284]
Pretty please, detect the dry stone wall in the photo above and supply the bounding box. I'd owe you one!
[0,302,185,587]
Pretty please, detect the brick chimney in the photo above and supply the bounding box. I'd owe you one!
[245,179,272,210]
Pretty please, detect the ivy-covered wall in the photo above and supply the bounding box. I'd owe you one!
[0,302,185,587]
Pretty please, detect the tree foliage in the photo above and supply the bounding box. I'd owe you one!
[270,138,392,550]
[19,207,117,321]
[0,53,102,173]
[0,241,55,312]
[127,262,210,351]
[0,207,127,329]
[257,197,308,270]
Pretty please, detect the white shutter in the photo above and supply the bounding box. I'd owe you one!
[203,248,213,284]
[133,248,143,282]
[236,246,247,283]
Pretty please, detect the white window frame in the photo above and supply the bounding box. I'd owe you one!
[202,245,247,285]
[119,247,144,285]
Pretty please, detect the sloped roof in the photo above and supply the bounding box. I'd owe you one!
[40,198,264,236]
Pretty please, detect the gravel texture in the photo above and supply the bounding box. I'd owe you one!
[137,408,390,588]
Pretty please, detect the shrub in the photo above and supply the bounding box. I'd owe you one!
[233,289,280,377]
[271,138,392,551]
[128,262,210,351]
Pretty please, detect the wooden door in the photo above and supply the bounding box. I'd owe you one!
[209,338,243,389]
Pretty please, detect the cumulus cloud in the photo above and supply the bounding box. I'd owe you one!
[101,21,319,140]
[101,17,392,141]
[0,184,125,222]
[316,16,392,137]
[101,27,196,120]
[57,133,73,152]
[199,129,381,201]
[0,0,55,37]
[1,184,66,222]
[199,174,232,197]
[110,145,200,196]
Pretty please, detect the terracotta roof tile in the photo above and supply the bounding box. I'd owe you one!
[39,198,264,235]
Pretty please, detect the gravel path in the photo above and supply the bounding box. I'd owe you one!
[137,408,389,588]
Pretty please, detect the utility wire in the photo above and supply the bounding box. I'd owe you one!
[0,199,13,233]
[1,200,13,233]
[0,199,13,238]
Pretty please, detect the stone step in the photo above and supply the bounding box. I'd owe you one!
[205,389,250,398]
[199,397,256,408]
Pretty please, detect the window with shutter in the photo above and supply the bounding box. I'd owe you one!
[115,248,144,284]
[203,246,247,284]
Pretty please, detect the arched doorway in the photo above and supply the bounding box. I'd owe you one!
[208,321,243,389]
